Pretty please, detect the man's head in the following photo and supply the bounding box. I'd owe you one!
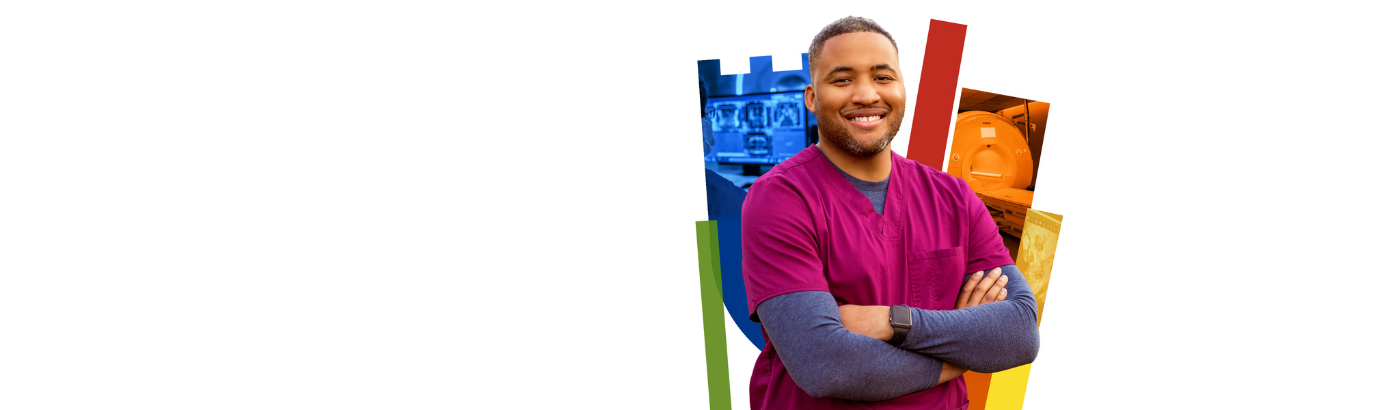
[804,17,906,158]
[699,75,716,155]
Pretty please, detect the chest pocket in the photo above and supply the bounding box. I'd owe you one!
[906,246,966,309]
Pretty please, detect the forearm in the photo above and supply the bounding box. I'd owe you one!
[900,264,1040,373]
[758,291,950,401]
[938,362,966,385]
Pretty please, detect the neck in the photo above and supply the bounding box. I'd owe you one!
[816,141,892,182]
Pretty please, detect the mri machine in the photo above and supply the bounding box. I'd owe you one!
[946,111,1034,192]
[945,111,1036,237]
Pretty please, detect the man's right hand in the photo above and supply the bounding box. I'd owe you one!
[955,267,1008,309]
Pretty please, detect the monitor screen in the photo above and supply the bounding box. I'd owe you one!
[706,92,815,165]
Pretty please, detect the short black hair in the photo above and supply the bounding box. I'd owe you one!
[807,16,899,79]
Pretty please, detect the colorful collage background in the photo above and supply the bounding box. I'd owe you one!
[696,20,1065,410]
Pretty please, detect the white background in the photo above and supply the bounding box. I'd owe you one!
[3,1,1377,409]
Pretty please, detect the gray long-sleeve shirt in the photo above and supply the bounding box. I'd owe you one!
[755,264,1040,401]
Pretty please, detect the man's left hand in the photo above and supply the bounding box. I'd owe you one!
[956,267,1008,309]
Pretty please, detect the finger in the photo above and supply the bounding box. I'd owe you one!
[965,270,995,307]
[968,269,1002,307]
[973,267,1004,305]
[997,288,1008,302]
[957,272,982,308]
[981,275,1008,304]
[960,271,985,308]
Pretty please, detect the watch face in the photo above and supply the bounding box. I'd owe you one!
[891,305,912,328]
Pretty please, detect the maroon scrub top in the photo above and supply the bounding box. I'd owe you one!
[742,146,1013,410]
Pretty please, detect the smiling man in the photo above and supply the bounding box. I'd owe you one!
[741,17,1040,409]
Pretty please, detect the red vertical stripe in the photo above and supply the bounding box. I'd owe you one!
[905,19,967,169]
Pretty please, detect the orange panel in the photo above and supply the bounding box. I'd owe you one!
[964,371,993,410]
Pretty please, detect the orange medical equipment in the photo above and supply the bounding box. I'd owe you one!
[945,111,1034,192]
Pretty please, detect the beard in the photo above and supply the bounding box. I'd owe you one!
[816,109,905,157]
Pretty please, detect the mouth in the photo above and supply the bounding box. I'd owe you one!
[845,111,888,129]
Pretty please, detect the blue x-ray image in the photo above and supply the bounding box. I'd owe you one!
[696,55,818,352]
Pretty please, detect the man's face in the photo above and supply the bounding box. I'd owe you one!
[805,32,906,157]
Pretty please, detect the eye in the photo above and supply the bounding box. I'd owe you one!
[831,77,852,85]
[875,75,895,82]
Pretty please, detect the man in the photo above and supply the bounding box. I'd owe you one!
[742,17,1040,409]
[700,75,748,220]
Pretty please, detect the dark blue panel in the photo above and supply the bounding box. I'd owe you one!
[709,214,765,350]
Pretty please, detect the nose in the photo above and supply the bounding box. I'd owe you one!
[851,79,881,106]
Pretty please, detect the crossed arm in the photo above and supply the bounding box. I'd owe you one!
[756,265,1040,401]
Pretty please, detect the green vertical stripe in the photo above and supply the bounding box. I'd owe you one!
[696,221,731,410]
[710,222,723,298]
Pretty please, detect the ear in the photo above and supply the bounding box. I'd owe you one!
[804,84,816,114]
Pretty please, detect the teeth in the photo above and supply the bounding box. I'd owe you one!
[850,115,881,122]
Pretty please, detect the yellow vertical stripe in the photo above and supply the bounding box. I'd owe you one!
[984,364,1031,410]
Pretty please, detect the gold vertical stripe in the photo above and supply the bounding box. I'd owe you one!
[985,364,1032,410]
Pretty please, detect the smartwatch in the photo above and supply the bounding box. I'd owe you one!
[888,305,911,347]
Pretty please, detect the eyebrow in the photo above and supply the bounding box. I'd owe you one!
[825,64,896,77]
